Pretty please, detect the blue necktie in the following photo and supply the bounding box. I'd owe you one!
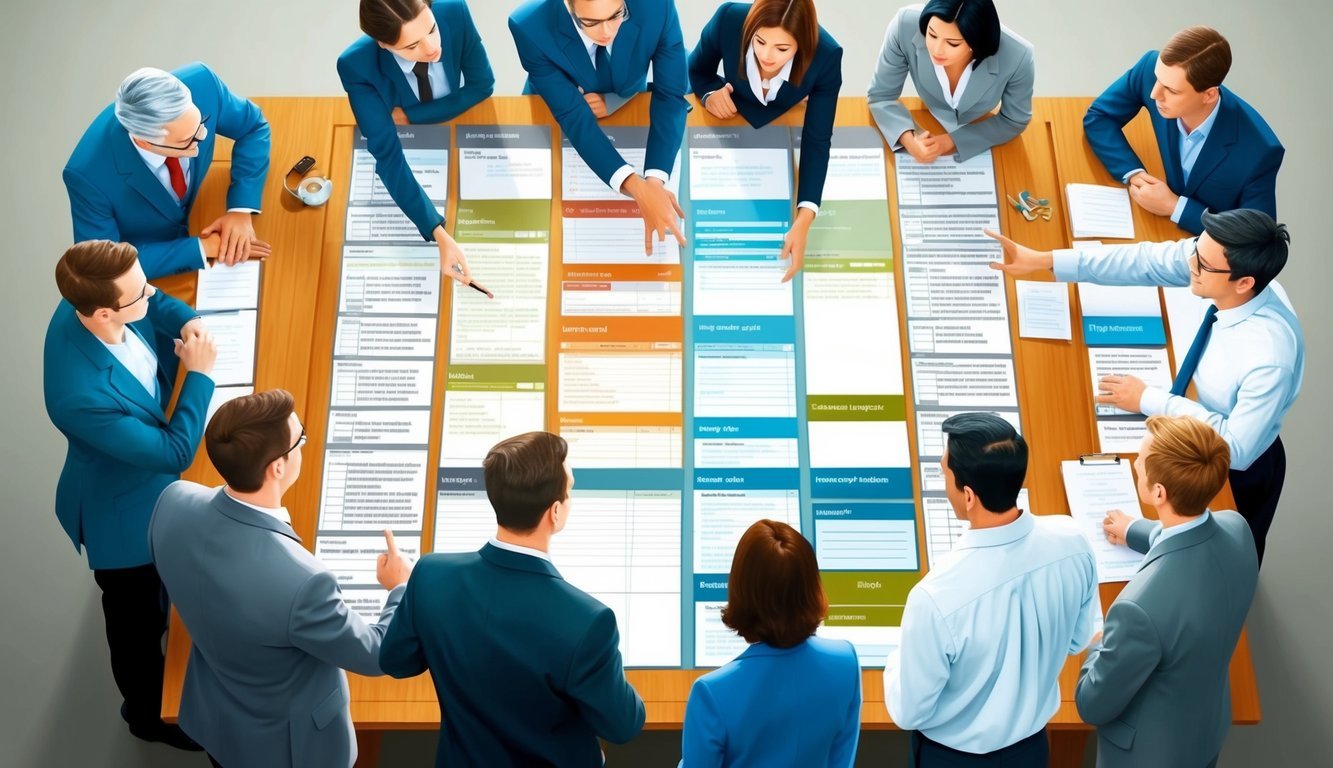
[1170,304,1218,396]
[594,44,614,93]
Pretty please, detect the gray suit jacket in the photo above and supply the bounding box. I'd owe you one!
[148,482,405,768]
[867,4,1034,161]
[1075,512,1258,767]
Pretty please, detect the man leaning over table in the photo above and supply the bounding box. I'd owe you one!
[64,64,272,278]
[988,208,1302,565]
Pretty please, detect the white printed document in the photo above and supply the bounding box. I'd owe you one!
[1061,459,1146,583]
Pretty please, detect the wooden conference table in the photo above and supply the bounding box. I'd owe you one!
[157,96,1258,766]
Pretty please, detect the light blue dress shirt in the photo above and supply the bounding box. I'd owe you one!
[884,511,1101,754]
[1053,239,1304,470]
[392,54,452,102]
[100,326,159,399]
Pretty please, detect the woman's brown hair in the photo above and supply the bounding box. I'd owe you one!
[739,0,820,85]
[722,519,828,648]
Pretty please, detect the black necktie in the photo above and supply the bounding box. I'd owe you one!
[413,61,433,103]
[1170,304,1218,396]
[594,44,614,93]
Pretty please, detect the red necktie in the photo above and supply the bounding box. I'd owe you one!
[164,156,187,201]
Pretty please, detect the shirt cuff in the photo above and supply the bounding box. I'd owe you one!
[609,164,636,195]
[227,208,261,214]
[1122,168,1145,184]
[197,238,208,267]
[1169,195,1189,224]
[1139,387,1170,416]
[797,201,819,215]
[1051,248,1081,282]
[644,168,671,183]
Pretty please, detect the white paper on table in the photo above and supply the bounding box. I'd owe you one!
[1061,459,1146,583]
[1015,280,1072,340]
[1066,184,1134,239]
[458,147,552,200]
[894,151,998,207]
[1088,348,1172,416]
[205,309,257,386]
[1097,419,1149,454]
[196,261,260,311]
[1077,284,1163,323]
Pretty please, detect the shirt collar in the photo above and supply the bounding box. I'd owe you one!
[571,13,613,58]
[131,137,176,172]
[392,52,427,77]
[1178,93,1222,141]
[745,44,794,104]
[224,489,292,525]
[489,536,552,562]
[1214,284,1275,329]
[953,509,1034,552]
[931,61,974,109]
[1151,510,1211,549]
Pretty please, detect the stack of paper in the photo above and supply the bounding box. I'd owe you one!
[1066,183,1134,240]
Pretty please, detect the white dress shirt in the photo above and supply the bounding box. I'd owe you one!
[100,326,159,399]
[226,490,293,526]
[884,511,1101,753]
[569,12,668,191]
[744,44,791,104]
[931,62,973,110]
[392,53,452,102]
[488,537,552,562]
[1053,239,1304,470]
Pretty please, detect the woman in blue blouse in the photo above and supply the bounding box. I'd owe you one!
[338,0,494,283]
[681,519,862,767]
[688,0,843,282]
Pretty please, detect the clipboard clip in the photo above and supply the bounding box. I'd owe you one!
[1079,453,1121,465]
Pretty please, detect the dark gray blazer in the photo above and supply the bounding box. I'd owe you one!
[867,4,1034,161]
[148,482,404,768]
[1075,511,1258,767]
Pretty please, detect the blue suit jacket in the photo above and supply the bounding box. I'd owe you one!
[64,62,270,279]
[150,483,404,768]
[337,0,494,240]
[43,292,213,570]
[509,0,688,186]
[688,2,843,207]
[380,543,645,767]
[681,637,862,768]
[1083,50,1283,235]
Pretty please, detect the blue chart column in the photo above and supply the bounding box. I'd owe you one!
[685,125,800,667]
[796,126,919,666]
[314,126,450,619]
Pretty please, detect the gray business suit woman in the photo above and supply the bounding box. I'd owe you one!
[868,3,1034,161]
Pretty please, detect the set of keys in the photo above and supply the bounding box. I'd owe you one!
[1005,190,1053,221]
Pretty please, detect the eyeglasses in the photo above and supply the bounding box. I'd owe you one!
[270,427,307,464]
[110,281,151,311]
[571,3,628,29]
[1190,238,1232,276]
[142,114,210,151]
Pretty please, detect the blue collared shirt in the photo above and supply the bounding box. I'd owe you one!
[884,511,1101,753]
[100,326,159,399]
[1053,239,1305,470]
[392,53,451,102]
[1179,96,1221,185]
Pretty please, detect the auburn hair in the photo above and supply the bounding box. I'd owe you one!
[739,0,820,85]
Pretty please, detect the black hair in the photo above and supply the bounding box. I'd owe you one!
[1201,209,1289,295]
[941,412,1027,513]
[918,0,1002,68]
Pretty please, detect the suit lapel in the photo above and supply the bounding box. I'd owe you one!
[111,129,186,222]
[67,318,168,425]
[551,0,599,88]
[183,127,214,211]
[609,19,640,92]
[211,488,302,543]
[1138,515,1218,571]
[377,46,418,107]
[439,8,461,93]
[1183,96,1237,197]
[954,55,999,117]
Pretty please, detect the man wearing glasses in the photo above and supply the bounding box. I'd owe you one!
[509,0,689,255]
[149,389,411,768]
[64,64,272,279]
[986,208,1303,565]
[43,240,218,750]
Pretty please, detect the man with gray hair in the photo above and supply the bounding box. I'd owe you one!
[64,64,271,278]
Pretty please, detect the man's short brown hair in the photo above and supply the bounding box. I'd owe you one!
[1143,415,1231,517]
[722,519,827,648]
[54,240,139,316]
[1161,26,1232,92]
[482,431,569,533]
[206,389,297,492]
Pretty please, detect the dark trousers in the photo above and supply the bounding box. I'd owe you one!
[91,563,169,726]
[911,728,1048,767]
[1230,436,1285,567]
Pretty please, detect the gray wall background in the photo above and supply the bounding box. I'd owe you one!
[0,1,1326,765]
